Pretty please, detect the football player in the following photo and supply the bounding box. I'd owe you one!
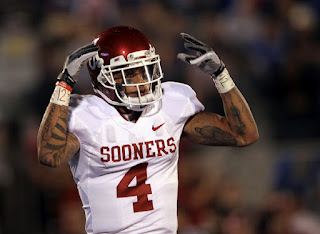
[37,26,258,233]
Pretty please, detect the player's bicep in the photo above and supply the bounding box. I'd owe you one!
[65,132,80,162]
[182,111,238,146]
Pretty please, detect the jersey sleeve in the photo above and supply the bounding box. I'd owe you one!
[67,94,83,135]
[67,94,95,145]
[161,82,205,125]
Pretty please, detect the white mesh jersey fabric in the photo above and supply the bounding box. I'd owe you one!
[67,81,204,234]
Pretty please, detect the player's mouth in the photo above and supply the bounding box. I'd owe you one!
[127,91,149,97]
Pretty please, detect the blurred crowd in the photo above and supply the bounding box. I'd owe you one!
[0,0,320,233]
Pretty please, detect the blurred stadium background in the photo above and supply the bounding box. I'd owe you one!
[0,0,320,233]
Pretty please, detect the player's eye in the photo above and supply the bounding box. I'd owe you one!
[125,78,133,84]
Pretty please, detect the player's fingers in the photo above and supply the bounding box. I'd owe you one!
[180,33,205,46]
[78,51,99,62]
[184,43,209,55]
[177,53,197,64]
[189,51,220,65]
[69,44,100,63]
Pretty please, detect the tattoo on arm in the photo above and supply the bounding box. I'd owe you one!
[195,125,237,146]
[230,105,246,135]
[38,104,79,167]
[184,86,258,146]
[223,91,247,136]
[42,104,56,141]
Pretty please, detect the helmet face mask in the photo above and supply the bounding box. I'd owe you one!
[87,26,163,111]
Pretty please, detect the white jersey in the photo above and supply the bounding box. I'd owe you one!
[67,82,204,234]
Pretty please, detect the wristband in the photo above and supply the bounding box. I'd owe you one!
[212,68,235,93]
[50,82,72,106]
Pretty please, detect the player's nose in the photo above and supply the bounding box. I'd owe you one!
[135,74,150,95]
[139,84,150,95]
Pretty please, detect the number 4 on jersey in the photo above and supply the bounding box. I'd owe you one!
[117,162,154,212]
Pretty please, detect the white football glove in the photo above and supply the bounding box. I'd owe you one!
[177,33,235,93]
[57,44,100,88]
[177,33,225,77]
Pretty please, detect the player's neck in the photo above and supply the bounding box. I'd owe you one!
[116,106,141,122]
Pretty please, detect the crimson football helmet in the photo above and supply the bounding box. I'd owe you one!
[87,26,163,111]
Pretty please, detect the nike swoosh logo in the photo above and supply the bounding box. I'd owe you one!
[152,123,165,131]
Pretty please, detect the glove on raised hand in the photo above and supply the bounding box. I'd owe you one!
[57,44,100,88]
[177,33,235,93]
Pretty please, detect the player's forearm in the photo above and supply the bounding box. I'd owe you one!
[37,103,68,167]
[220,87,259,146]
[37,44,99,167]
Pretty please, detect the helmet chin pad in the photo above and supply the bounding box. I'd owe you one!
[125,93,155,111]
[127,93,155,104]
[126,104,148,112]
[125,92,161,112]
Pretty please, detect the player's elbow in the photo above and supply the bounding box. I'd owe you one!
[246,133,259,146]
[37,150,61,168]
[238,130,259,147]
[40,160,60,168]
[39,157,61,168]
